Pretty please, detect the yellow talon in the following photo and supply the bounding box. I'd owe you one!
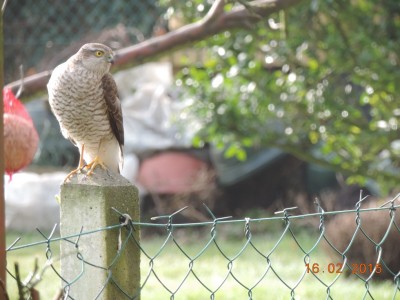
[85,155,107,176]
[64,144,86,182]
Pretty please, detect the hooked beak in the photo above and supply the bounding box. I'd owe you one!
[107,54,115,64]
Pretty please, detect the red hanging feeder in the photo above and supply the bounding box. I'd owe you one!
[3,87,39,179]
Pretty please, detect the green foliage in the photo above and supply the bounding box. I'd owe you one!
[169,0,400,193]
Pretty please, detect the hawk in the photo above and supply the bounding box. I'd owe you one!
[47,43,124,180]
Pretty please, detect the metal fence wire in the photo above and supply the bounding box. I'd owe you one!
[3,0,163,83]
[6,196,400,300]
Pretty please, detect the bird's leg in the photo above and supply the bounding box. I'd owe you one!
[85,156,107,176]
[64,144,86,182]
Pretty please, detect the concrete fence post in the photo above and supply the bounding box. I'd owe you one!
[59,168,140,299]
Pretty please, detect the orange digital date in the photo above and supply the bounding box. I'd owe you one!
[305,263,382,274]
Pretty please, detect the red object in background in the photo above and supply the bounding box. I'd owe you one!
[3,88,39,180]
[137,151,210,194]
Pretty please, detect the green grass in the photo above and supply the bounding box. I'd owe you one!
[5,225,399,299]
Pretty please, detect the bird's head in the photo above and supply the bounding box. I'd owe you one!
[76,43,115,74]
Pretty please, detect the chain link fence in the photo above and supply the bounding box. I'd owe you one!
[3,0,164,83]
[5,196,400,299]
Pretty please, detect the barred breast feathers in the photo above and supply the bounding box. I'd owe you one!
[47,43,123,174]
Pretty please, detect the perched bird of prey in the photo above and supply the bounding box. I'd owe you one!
[47,43,124,180]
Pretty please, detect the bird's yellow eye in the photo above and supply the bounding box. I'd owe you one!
[94,50,104,57]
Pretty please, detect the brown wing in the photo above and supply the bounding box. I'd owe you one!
[102,73,124,148]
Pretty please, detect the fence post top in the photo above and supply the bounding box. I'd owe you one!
[63,167,134,187]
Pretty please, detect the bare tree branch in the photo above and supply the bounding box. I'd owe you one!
[5,0,303,95]
[201,0,226,26]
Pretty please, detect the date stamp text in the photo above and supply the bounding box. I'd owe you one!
[305,263,382,275]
